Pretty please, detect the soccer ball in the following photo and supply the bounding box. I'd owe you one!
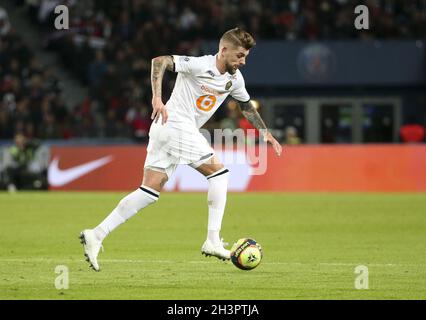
[230,238,263,270]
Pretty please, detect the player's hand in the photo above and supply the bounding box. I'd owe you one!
[263,131,282,156]
[151,97,168,125]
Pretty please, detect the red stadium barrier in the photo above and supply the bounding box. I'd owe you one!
[49,145,426,192]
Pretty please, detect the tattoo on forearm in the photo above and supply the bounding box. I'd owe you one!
[239,101,267,131]
[151,56,174,97]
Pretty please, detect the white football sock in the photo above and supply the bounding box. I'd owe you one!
[206,168,229,245]
[94,186,159,242]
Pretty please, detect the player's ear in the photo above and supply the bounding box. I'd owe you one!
[219,45,227,57]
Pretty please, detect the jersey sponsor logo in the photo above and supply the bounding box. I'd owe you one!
[200,85,225,96]
[48,156,113,187]
[196,95,217,112]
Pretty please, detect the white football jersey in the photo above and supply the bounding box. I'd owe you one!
[165,54,250,129]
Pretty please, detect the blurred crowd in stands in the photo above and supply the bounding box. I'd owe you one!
[1,6,70,141]
[1,0,426,142]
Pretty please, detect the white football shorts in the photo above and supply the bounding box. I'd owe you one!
[144,121,215,178]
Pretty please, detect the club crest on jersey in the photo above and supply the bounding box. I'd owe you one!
[225,81,232,90]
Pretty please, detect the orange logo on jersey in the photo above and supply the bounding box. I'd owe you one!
[196,95,217,112]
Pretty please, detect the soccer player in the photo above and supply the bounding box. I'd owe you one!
[80,27,282,271]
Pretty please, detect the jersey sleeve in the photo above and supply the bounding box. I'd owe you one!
[231,73,250,103]
[172,55,206,75]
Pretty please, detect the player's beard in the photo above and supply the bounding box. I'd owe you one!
[225,62,238,74]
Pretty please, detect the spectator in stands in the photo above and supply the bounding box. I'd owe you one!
[125,101,151,142]
[88,50,108,95]
[285,126,302,145]
[0,6,11,36]
[101,108,125,138]
[38,111,61,139]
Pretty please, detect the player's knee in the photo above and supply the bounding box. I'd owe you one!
[142,169,167,192]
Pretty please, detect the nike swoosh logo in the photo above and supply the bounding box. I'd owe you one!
[48,156,113,187]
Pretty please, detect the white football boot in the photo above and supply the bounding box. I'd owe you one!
[201,238,231,261]
[79,229,103,271]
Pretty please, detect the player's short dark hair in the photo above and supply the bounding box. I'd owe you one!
[220,27,256,50]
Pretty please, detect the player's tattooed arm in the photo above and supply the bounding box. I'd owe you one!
[239,100,268,131]
[150,56,173,124]
[238,100,283,156]
[151,55,174,98]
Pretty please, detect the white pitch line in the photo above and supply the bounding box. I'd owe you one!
[0,258,424,267]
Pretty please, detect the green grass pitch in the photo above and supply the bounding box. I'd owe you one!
[0,192,425,300]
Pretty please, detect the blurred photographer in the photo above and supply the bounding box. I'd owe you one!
[4,133,47,191]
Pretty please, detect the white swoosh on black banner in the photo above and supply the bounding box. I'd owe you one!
[48,156,113,187]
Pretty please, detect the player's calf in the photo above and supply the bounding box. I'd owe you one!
[94,186,160,242]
